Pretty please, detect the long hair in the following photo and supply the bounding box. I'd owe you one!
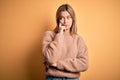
[54,4,77,35]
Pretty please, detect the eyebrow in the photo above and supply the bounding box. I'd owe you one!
[60,15,71,18]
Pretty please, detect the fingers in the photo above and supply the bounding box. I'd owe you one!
[59,23,62,27]
[59,23,66,31]
[58,23,66,34]
[52,63,57,67]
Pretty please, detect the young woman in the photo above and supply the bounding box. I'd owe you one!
[42,4,88,80]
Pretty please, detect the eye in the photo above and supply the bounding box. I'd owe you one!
[59,17,64,20]
[67,16,71,19]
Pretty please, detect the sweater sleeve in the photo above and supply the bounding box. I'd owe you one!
[42,31,64,64]
[56,37,88,73]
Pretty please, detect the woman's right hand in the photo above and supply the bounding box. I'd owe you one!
[58,23,66,35]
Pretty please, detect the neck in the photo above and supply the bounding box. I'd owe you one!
[65,29,70,32]
[64,30,70,35]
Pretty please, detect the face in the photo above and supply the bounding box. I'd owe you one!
[59,11,73,30]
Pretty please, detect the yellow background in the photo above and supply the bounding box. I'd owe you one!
[0,0,120,80]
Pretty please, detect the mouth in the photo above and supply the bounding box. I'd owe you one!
[63,24,69,27]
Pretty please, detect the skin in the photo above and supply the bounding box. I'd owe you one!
[58,11,73,35]
[52,11,73,67]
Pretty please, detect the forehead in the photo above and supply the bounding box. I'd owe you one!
[60,11,71,17]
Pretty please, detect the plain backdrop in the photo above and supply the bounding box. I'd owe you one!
[0,0,120,80]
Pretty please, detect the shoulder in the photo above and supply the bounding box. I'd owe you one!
[74,34,86,46]
[43,30,56,38]
[74,34,84,41]
[44,30,54,34]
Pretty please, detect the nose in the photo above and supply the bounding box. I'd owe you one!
[64,18,68,23]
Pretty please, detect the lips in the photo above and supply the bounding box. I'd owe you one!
[63,24,68,27]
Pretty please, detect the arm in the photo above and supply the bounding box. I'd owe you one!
[42,31,64,64]
[43,23,66,65]
[56,37,88,73]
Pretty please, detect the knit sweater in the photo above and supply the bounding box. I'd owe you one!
[42,31,88,78]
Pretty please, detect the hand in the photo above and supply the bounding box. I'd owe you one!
[58,23,66,35]
[51,63,57,67]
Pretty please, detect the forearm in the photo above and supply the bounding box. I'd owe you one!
[42,32,64,64]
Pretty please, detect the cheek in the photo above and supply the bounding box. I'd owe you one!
[69,19,73,25]
[69,20,73,28]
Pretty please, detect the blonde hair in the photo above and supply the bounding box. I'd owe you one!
[54,4,77,35]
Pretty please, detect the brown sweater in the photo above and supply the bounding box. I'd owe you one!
[42,31,88,78]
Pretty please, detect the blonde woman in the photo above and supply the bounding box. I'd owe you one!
[42,4,88,80]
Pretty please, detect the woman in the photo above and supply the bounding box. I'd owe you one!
[42,4,88,80]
